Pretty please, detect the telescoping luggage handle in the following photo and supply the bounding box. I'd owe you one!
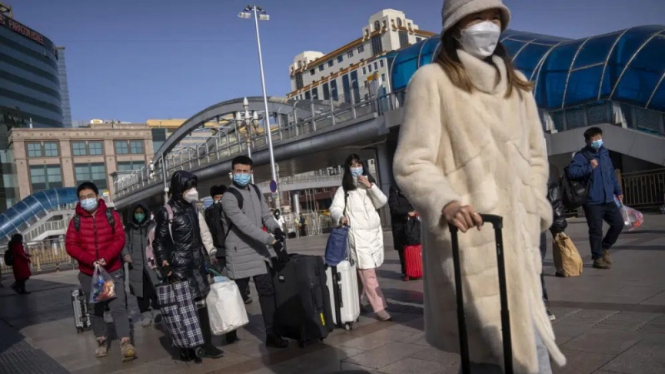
[449,214,513,374]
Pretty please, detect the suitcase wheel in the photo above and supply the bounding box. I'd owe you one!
[344,323,352,331]
[194,346,205,358]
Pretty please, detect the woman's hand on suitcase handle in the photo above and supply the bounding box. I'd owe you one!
[161,260,173,277]
[442,202,483,233]
[340,216,349,226]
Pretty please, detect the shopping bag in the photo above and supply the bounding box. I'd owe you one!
[552,233,583,277]
[621,205,644,231]
[324,226,349,266]
[206,270,249,335]
[89,264,117,303]
[405,216,421,246]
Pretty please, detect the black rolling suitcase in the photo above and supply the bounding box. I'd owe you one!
[71,288,91,333]
[272,253,334,347]
[449,214,514,374]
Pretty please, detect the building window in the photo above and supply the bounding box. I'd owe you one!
[72,141,87,156]
[295,73,304,90]
[399,30,409,48]
[26,143,43,158]
[130,140,144,154]
[374,62,378,70]
[362,67,367,75]
[382,74,386,82]
[380,59,384,68]
[323,83,330,100]
[397,18,403,27]
[310,69,315,76]
[311,87,319,100]
[371,35,383,56]
[358,45,365,53]
[337,55,343,63]
[416,37,423,43]
[305,91,311,100]
[327,60,334,68]
[117,161,146,172]
[330,79,339,101]
[347,50,354,58]
[318,64,325,72]
[114,141,129,154]
[75,163,107,189]
[89,141,103,155]
[44,142,59,157]
[374,21,381,32]
[30,165,62,192]
[368,64,373,73]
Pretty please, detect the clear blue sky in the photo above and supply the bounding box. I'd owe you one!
[12,0,665,123]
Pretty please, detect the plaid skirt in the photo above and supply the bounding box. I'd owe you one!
[156,281,204,349]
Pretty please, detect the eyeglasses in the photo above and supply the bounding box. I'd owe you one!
[79,193,96,200]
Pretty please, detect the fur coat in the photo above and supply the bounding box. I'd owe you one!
[393,50,566,373]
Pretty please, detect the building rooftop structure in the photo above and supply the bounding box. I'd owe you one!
[390,25,665,115]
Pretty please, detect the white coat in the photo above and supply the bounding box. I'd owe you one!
[330,183,388,269]
[393,50,566,373]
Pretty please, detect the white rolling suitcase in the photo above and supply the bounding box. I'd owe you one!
[326,259,361,330]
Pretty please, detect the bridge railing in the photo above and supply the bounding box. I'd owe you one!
[621,168,665,208]
[114,88,406,199]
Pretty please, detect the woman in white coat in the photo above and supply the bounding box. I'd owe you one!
[393,0,566,373]
[330,154,391,321]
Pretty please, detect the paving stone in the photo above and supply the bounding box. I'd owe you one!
[379,357,443,374]
[600,335,665,374]
[342,342,427,369]
[553,349,615,374]
[562,329,642,355]
[596,311,661,331]
[339,361,381,373]
[410,347,460,366]
[335,328,418,350]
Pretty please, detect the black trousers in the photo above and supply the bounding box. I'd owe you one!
[539,232,549,303]
[397,247,407,275]
[233,265,276,335]
[137,271,159,313]
[583,202,624,260]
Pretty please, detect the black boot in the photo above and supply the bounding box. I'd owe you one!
[198,307,224,359]
[266,333,288,348]
[226,330,240,344]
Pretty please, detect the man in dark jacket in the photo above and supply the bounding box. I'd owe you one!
[205,185,227,270]
[65,182,135,362]
[154,171,224,361]
[388,185,416,281]
[222,156,289,348]
[122,202,161,327]
[541,165,568,321]
[566,127,623,269]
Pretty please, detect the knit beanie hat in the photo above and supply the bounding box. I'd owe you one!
[441,0,511,34]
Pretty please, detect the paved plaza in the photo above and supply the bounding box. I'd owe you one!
[1,214,664,374]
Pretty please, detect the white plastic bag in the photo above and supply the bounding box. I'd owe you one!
[206,279,249,335]
[621,205,644,231]
[89,264,116,303]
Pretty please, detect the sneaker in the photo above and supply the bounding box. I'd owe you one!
[266,334,289,348]
[120,339,136,362]
[140,311,153,327]
[593,258,611,270]
[202,345,224,359]
[153,312,163,325]
[602,250,613,265]
[547,310,556,321]
[376,310,392,321]
[95,339,109,358]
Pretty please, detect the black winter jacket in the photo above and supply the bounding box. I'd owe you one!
[204,202,225,252]
[388,185,414,250]
[154,171,210,300]
[548,165,568,234]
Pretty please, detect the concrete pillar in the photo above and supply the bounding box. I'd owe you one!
[293,193,301,216]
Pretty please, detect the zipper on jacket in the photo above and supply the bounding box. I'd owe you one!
[92,216,99,260]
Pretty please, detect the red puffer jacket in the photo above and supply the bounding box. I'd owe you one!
[65,199,126,276]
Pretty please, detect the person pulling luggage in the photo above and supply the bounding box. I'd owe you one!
[221,156,290,348]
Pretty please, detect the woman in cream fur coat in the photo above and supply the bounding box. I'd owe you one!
[393,0,566,373]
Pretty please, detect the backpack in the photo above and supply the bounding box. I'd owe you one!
[4,247,14,266]
[561,152,594,210]
[73,210,116,234]
[224,184,263,239]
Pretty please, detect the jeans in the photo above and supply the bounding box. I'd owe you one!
[233,264,277,335]
[539,232,548,303]
[79,269,131,339]
[583,203,624,260]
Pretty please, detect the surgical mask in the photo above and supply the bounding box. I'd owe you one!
[80,198,98,212]
[183,188,199,203]
[350,167,364,178]
[459,21,501,58]
[134,213,146,223]
[590,139,603,150]
[233,173,251,187]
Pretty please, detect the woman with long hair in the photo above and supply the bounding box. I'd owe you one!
[393,0,566,372]
[330,154,390,321]
[9,234,31,294]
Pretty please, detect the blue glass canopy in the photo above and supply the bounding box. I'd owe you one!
[0,187,77,243]
[390,25,665,113]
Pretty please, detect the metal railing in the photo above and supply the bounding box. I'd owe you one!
[1,240,76,276]
[113,88,405,199]
[621,168,665,208]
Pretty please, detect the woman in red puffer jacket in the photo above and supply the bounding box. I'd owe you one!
[10,234,32,294]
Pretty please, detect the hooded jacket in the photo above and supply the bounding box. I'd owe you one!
[388,185,415,251]
[65,199,125,276]
[153,171,210,299]
[393,52,565,372]
[122,202,160,298]
[566,145,622,205]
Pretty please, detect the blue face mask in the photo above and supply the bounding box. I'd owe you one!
[134,213,145,223]
[350,167,364,177]
[233,173,251,187]
[590,139,603,150]
[80,198,98,212]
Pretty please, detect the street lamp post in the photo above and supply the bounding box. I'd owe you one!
[239,5,280,209]
[234,97,258,184]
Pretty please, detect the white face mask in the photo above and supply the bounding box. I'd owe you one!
[184,188,199,203]
[459,21,501,59]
